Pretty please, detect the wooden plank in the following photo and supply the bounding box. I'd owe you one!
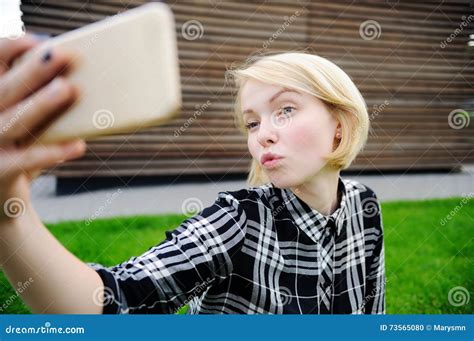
[20,0,473,178]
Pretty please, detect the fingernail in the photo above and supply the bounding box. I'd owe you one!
[65,140,86,154]
[41,49,52,63]
[47,78,63,97]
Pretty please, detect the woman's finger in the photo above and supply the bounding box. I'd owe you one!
[0,140,86,179]
[0,47,75,110]
[0,77,77,146]
[0,34,39,76]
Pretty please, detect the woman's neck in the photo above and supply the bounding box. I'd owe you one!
[290,167,341,216]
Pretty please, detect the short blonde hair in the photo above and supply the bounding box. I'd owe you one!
[228,52,370,186]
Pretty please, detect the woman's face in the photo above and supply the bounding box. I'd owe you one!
[241,79,340,188]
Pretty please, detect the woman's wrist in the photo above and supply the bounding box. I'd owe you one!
[0,204,40,265]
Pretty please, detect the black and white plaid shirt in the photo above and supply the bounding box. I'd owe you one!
[88,177,385,314]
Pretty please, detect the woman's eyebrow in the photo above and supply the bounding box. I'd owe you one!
[243,89,300,114]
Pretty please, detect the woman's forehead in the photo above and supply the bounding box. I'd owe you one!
[241,81,301,113]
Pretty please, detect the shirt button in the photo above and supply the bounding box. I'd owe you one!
[326,217,336,232]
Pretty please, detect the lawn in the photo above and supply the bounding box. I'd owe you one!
[0,197,472,314]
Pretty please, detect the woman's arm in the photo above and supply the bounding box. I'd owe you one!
[0,35,104,313]
[86,192,247,314]
[0,204,105,314]
[363,193,386,314]
[363,229,385,314]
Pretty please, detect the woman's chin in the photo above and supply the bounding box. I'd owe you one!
[267,174,301,189]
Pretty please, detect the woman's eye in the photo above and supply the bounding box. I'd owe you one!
[280,106,295,116]
[245,121,259,130]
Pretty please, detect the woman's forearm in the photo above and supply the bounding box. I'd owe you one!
[0,204,104,314]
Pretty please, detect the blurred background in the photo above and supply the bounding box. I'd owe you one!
[0,0,472,314]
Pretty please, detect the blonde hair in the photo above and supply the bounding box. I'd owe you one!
[228,52,370,186]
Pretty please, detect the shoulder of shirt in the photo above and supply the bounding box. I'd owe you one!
[342,177,379,201]
[343,178,384,235]
[214,183,275,211]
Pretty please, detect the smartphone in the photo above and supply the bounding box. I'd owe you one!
[17,2,181,144]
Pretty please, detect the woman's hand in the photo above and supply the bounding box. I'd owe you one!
[0,34,86,224]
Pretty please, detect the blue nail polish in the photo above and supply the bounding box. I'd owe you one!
[41,50,52,63]
[32,33,50,41]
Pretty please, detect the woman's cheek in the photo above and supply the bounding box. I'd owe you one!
[290,122,333,157]
[247,138,259,159]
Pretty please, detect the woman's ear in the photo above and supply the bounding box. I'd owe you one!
[335,123,342,139]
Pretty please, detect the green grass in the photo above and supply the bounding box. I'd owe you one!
[0,197,472,314]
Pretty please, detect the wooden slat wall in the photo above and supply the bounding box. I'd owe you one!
[21,0,474,178]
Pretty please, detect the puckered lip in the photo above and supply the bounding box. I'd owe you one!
[260,152,283,165]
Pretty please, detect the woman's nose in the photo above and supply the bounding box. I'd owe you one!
[256,120,278,146]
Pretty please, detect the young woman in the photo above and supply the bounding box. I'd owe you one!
[0,35,385,314]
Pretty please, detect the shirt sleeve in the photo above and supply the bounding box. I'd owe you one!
[86,192,247,314]
[363,193,386,314]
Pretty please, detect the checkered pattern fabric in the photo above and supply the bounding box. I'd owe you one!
[88,177,385,314]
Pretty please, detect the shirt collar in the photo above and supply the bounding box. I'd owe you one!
[275,177,349,239]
